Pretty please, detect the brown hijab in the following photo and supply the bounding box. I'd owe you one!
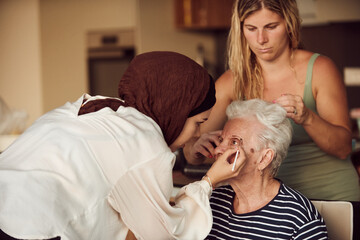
[79,51,215,146]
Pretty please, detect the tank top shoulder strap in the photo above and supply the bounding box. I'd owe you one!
[303,53,320,113]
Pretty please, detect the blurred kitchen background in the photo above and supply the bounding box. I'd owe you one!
[0,0,360,149]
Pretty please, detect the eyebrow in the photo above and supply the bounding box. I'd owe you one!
[244,21,280,28]
[230,135,242,140]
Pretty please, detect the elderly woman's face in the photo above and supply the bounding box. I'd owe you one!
[215,117,263,174]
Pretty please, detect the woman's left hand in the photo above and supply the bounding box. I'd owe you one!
[273,94,311,125]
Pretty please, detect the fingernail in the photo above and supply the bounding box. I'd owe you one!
[209,155,213,158]
[272,100,276,103]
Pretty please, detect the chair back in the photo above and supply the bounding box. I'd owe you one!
[311,200,353,240]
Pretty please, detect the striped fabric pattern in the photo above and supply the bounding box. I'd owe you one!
[206,183,328,240]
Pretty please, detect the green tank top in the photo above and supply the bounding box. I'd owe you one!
[276,53,360,201]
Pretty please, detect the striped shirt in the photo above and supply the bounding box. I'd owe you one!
[206,182,328,240]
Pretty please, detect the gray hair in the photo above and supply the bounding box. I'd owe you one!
[226,99,293,176]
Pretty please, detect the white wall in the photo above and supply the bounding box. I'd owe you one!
[0,0,217,129]
[136,0,218,78]
[40,0,136,113]
[0,0,136,128]
[317,0,360,22]
[0,0,43,127]
[299,0,360,25]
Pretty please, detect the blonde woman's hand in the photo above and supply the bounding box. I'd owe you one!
[273,94,311,125]
[205,147,246,188]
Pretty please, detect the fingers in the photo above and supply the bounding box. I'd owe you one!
[193,130,222,158]
[206,147,246,186]
[230,147,246,174]
[207,130,222,146]
[217,147,239,163]
[273,94,306,122]
[194,144,214,158]
[273,94,300,108]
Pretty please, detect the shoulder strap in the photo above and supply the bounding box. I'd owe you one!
[303,53,320,112]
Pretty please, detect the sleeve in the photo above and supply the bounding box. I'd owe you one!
[294,219,328,240]
[107,151,213,240]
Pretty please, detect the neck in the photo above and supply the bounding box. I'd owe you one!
[258,48,294,75]
[230,175,280,214]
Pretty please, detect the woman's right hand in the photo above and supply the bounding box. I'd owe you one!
[206,147,246,188]
[188,130,222,162]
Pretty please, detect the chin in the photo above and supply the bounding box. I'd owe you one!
[169,145,179,152]
[259,54,278,62]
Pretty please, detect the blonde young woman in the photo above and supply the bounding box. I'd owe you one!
[184,0,360,201]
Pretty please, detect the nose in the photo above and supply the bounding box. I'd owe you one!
[257,29,268,45]
[214,142,227,159]
[193,127,201,138]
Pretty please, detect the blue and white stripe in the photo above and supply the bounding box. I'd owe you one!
[206,183,328,240]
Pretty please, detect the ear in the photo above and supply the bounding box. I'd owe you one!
[258,148,274,171]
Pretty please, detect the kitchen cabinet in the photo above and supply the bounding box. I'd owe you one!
[175,0,360,30]
[174,0,235,29]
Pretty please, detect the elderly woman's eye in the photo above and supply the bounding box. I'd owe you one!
[218,136,223,143]
[229,138,242,147]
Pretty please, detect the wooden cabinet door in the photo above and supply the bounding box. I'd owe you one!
[175,0,235,29]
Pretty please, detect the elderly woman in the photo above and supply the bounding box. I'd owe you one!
[205,99,328,239]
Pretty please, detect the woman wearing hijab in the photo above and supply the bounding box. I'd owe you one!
[0,51,242,240]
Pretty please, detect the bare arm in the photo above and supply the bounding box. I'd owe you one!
[183,71,235,164]
[275,56,352,159]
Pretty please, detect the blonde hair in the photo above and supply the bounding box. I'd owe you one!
[227,0,301,100]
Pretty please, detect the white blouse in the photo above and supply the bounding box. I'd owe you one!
[0,94,212,240]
